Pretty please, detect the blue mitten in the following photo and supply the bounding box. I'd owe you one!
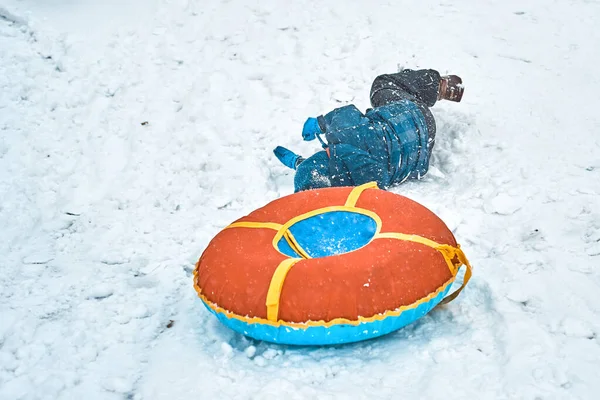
[274,146,302,170]
[302,117,322,141]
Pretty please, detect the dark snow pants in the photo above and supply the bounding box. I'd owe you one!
[369,69,440,152]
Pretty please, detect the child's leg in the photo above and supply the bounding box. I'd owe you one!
[370,69,439,153]
[294,151,331,192]
[369,69,441,108]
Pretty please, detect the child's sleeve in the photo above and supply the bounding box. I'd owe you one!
[317,105,369,134]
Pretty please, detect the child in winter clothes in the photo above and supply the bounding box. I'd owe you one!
[274,69,464,192]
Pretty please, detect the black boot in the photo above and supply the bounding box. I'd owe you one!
[438,75,464,102]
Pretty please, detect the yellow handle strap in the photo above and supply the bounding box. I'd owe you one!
[226,221,283,230]
[436,244,473,305]
[375,233,473,304]
[345,181,379,207]
[284,231,311,259]
[266,258,302,322]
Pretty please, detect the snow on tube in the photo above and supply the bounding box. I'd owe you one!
[193,182,472,345]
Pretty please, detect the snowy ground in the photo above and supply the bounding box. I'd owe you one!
[1,0,600,399]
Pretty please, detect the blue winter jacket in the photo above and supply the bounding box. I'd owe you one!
[312,99,431,190]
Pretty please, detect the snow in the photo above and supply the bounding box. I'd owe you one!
[1,0,600,399]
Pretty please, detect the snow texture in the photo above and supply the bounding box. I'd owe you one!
[1,0,600,399]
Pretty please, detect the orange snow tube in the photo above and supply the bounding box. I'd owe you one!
[193,182,472,345]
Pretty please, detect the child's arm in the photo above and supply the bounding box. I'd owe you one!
[302,105,368,142]
[318,105,368,133]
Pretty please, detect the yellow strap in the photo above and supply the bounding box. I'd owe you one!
[345,181,379,207]
[284,231,311,259]
[266,258,302,321]
[374,232,472,303]
[225,221,283,230]
[225,222,308,318]
[438,245,473,305]
[375,232,445,252]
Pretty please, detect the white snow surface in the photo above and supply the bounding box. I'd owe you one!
[1,0,600,399]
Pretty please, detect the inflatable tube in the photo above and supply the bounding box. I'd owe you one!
[193,182,472,345]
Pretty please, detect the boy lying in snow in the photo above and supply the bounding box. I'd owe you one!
[274,69,464,192]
